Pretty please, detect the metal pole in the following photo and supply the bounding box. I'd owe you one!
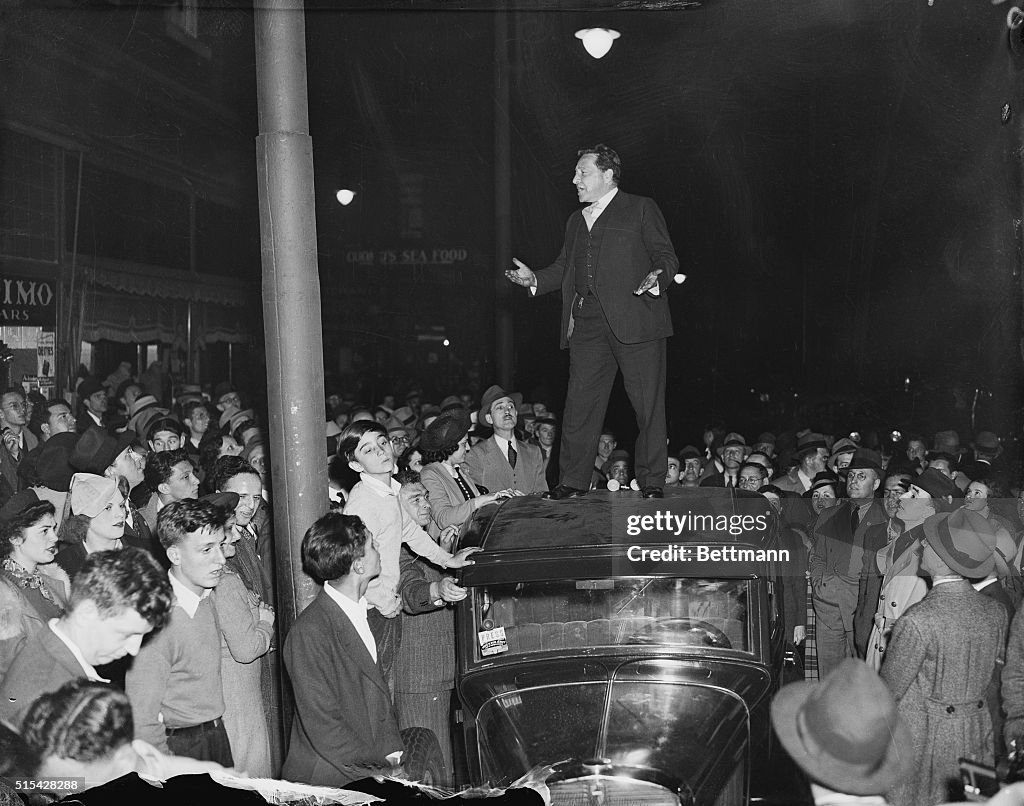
[254,0,326,622]
[494,6,514,389]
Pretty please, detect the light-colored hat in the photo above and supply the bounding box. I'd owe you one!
[69,473,120,518]
[771,659,912,795]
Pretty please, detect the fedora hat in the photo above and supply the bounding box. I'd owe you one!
[922,509,996,578]
[828,438,858,466]
[973,430,1002,457]
[34,432,80,492]
[679,445,702,462]
[420,412,472,454]
[76,377,104,400]
[931,430,961,456]
[478,385,523,425]
[910,467,958,501]
[201,491,239,516]
[804,470,840,497]
[69,427,136,475]
[715,432,751,460]
[439,395,464,413]
[795,431,829,457]
[771,659,912,795]
[846,448,882,474]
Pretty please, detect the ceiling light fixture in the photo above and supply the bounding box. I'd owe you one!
[335,189,356,206]
[574,28,620,60]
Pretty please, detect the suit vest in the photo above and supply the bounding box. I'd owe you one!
[573,221,607,298]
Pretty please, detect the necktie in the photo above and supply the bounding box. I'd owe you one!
[508,443,518,470]
[850,506,860,534]
[453,467,475,502]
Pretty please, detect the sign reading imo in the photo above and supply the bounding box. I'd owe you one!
[0,276,56,326]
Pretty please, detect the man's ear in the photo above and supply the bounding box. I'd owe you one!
[158,481,171,497]
[348,459,364,474]
[165,544,181,567]
[484,412,493,427]
[872,477,881,493]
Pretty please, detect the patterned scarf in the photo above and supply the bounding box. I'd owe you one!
[2,557,59,606]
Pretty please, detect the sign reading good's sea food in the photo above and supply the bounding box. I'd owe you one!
[0,276,56,326]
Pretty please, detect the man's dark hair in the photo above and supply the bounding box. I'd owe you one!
[301,512,369,584]
[181,399,209,422]
[0,722,36,777]
[209,454,260,493]
[143,447,193,491]
[27,398,66,440]
[70,547,173,631]
[231,419,259,446]
[146,416,185,444]
[599,427,617,441]
[157,498,228,550]
[577,144,622,184]
[0,501,56,560]
[393,469,421,486]
[338,421,387,464]
[2,385,26,402]
[22,681,133,769]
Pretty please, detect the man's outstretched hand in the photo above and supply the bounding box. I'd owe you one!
[445,547,482,568]
[505,258,537,288]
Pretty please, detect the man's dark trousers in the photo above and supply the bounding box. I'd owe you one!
[560,294,667,491]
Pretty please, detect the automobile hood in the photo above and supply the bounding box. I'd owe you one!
[469,658,767,798]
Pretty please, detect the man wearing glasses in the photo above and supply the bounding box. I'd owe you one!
[214,383,243,434]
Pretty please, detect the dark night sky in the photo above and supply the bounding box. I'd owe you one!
[303,0,1023,443]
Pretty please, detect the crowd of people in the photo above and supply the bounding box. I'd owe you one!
[1,365,1024,805]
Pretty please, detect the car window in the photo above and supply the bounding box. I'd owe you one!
[472,578,750,659]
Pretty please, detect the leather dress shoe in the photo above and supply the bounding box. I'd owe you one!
[641,486,664,499]
[544,484,588,500]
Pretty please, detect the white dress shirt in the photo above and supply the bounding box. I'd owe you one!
[323,582,377,662]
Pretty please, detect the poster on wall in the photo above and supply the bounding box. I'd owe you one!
[37,331,54,377]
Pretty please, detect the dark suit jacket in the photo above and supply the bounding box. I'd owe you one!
[810,499,887,629]
[533,190,677,348]
[282,590,403,786]
[0,623,85,728]
[396,546,454,694]
[463,437,548,496]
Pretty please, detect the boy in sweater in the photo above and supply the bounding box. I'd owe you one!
[341,421,478,689]
[125,498,232,765]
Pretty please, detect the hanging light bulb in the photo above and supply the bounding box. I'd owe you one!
[574,28,620,60]
[335,189,355,206]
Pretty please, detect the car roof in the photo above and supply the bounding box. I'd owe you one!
[459,488,781,585]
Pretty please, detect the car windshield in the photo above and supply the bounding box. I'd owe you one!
[476,676,748,787]
[472,577,750,659]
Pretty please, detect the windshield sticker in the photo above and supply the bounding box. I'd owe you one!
[479,626,509,656]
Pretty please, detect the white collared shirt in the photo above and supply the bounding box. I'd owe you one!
[493,434,518,466]
[582,186,618,231]
[323,583,377,662]
[49,619,109,683]
[168,570,211,619]
[86,411,103,427]
[974,577,1000,592]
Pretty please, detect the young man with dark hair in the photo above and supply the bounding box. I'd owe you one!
[21,680,263,803]
[0,547,172,728]
[140,448,200,532]
[181,400,211,460]
[210,455,272,601]
[126,499,233,765]
[340,421,477,688]
[282,511,403,786]
[147,416,186,455]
